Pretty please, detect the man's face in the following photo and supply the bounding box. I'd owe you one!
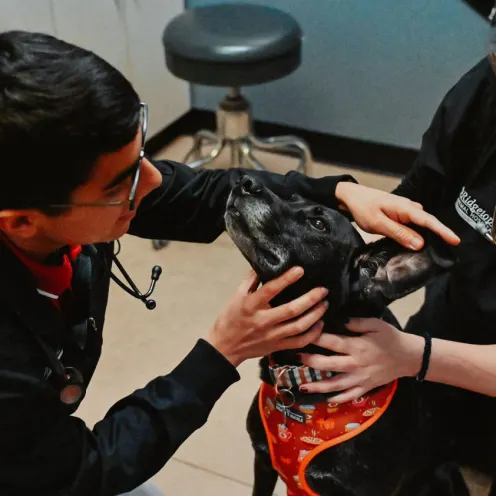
[35,128,162,246]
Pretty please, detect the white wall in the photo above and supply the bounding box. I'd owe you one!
[0,0,189,137]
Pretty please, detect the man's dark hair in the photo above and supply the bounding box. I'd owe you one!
[0,30,141,211]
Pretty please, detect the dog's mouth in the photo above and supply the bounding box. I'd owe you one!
[257,246,280,267]
[225,195,239,215]
[225,194,288,277]
[225,201,249,233]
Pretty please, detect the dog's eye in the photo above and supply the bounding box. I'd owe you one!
[289,193,299,201]
[309,218,328,232]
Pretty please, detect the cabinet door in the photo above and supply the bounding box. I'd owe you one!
[0,0,56,34]
[120,0,189,136]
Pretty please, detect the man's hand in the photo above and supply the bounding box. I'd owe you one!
[335,182,460,249]
[206,267,328,367]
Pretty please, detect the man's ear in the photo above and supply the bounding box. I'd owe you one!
[0,211,38,239]
[349,227,457,309]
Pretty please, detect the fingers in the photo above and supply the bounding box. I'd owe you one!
[330,386,368,404]
[298,373,357,395]
[344,317,383,333]
[377,215,425,250]
[264,286,329,326]
[251,266,304,306]
[274,299,329,340]
[279,320,324,350]
[346,317,387,333]
[237,269,260,295]
[378,199,460,249]
[310,333,348,354]
[298,353,355,373]
[406,207,461,246]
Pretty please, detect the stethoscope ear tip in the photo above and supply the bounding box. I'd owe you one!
[145,299,157,310]
[152,266,162,280]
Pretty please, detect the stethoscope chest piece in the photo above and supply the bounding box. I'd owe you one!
[60,367,85,405]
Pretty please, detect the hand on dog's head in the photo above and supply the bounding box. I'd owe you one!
[225,174,456,351]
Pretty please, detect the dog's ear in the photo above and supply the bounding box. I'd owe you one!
[349,227,457,309]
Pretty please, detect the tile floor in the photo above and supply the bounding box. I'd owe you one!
[75,137,468,495]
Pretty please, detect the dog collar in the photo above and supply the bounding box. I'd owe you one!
[269,362,334,389]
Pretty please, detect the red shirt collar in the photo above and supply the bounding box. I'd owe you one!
[1,233,81,305]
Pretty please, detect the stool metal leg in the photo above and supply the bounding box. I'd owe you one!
[248,134,312,174]
[152,239,169,250]
[183,135,203,164]
[194,129,220,143]
[231,140,244,168]
[183,130,224,169]
[186,138,224,169]
[240,141,268,172]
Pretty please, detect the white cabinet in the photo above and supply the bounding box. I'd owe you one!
[0,0,190,137]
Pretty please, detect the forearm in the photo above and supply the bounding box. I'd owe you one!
[0,340,240,496]
[130,159,356,242]
[415,336,496,396]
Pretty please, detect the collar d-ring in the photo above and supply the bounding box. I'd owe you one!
[276,386,296,409]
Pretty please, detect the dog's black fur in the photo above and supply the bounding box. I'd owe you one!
[225,175,491,496]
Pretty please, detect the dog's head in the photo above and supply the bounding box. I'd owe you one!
[225,175,456,321]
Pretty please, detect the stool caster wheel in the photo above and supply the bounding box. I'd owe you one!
[152,239,169,250]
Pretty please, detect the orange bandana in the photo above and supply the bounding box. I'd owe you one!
[259,380,398,496]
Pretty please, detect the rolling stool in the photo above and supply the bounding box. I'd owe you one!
[152,3,312,251]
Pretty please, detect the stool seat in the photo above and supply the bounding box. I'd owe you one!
[163,4,302,87]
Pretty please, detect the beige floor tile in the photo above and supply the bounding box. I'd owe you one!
[76,140,430,494]
[153,458,254,496]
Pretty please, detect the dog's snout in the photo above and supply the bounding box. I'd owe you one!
[237,175,262,196]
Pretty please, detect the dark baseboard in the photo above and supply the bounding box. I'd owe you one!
[145,108,418,177]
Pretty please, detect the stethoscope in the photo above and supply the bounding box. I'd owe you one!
[37,242,163,406]
[89,241,163,310]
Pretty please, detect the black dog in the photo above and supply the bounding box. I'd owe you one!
[225,175,485,496]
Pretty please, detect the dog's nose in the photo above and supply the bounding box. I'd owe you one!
[237,175,262,196]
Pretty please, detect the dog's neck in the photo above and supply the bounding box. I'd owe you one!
[267,276,373,364]
[262,276,385,404]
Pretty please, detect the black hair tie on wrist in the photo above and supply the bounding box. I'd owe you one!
[416,332,432,382]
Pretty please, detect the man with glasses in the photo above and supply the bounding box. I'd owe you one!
[0,30,459,496]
